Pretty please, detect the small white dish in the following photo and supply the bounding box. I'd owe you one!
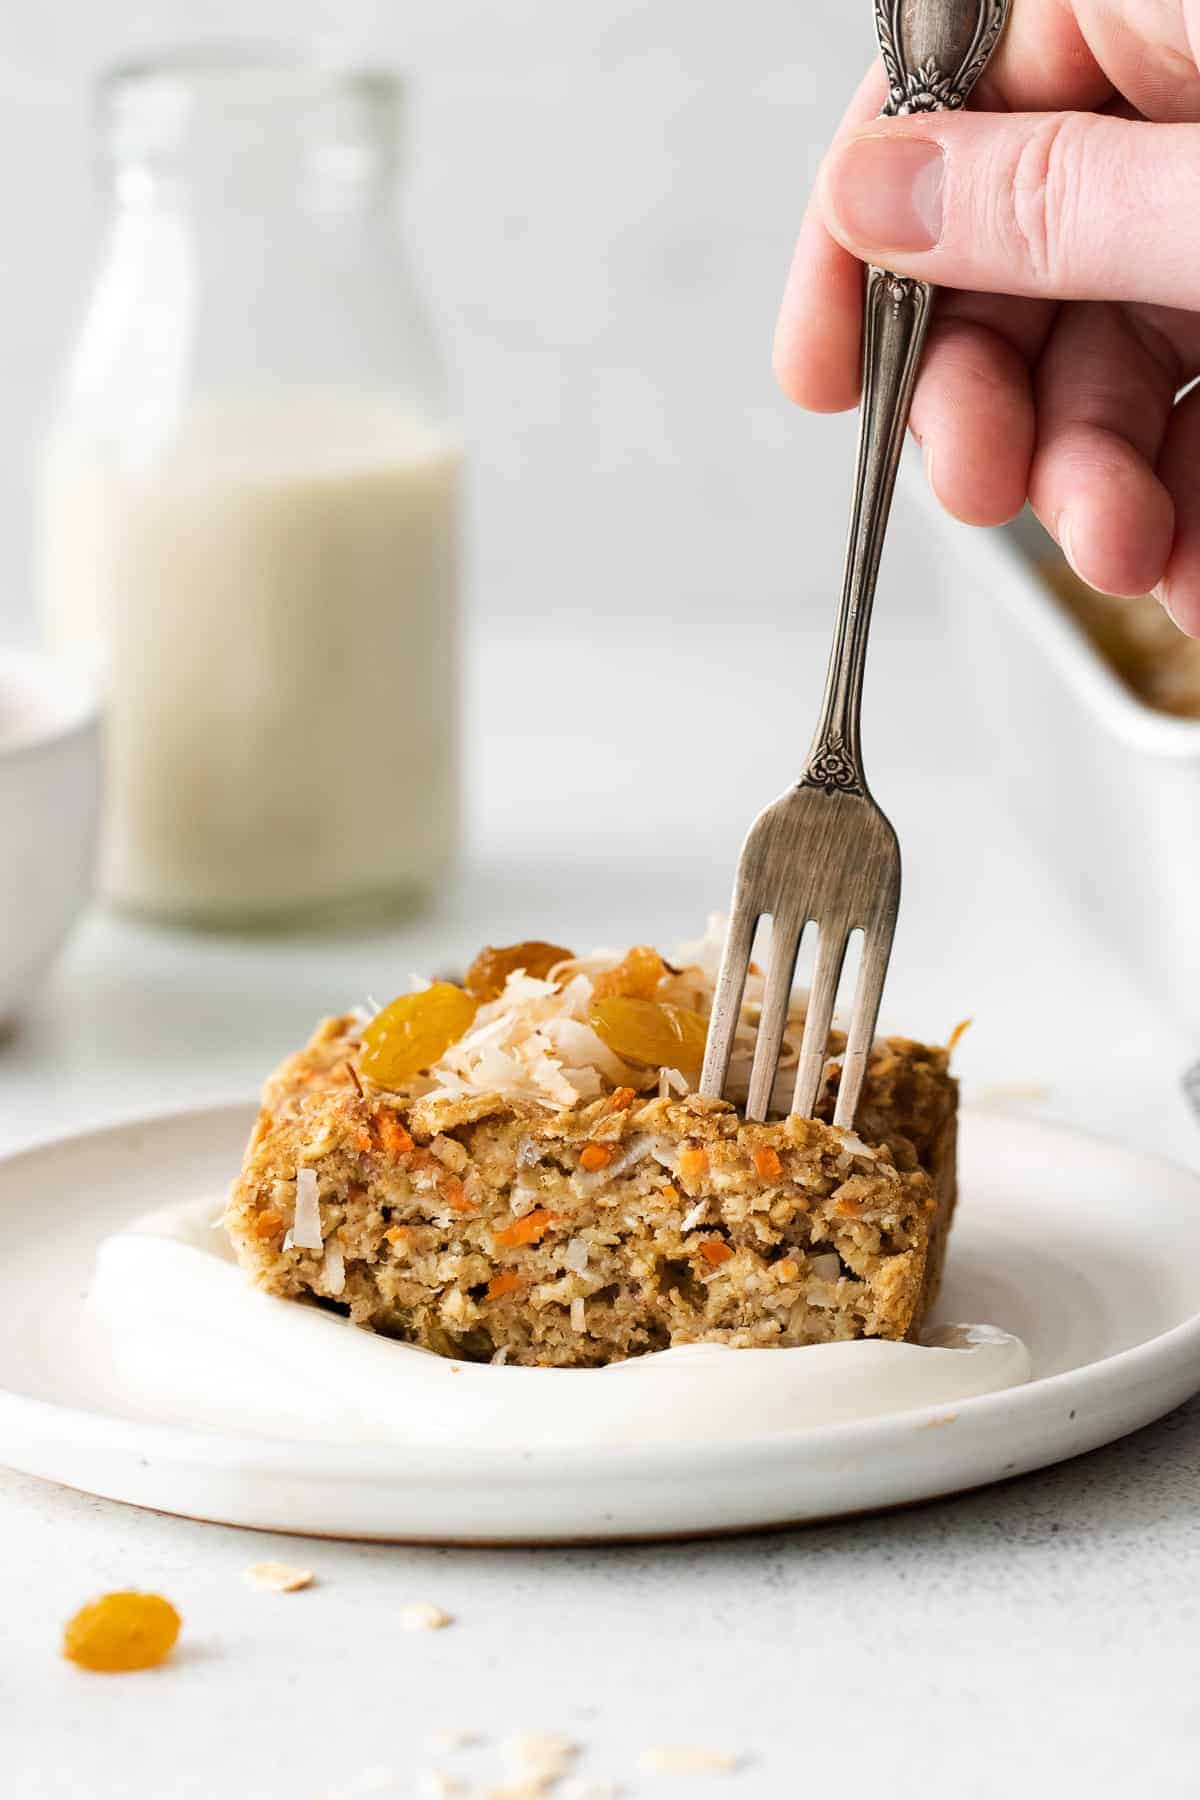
[2,1102,1198,1543]
[0,648,101,1024]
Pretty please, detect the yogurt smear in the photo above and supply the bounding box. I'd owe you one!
[79,1198,1031,1448]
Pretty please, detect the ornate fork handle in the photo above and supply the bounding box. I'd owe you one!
[803,0,1011,797]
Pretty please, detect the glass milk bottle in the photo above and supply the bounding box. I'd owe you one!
[40,53,459,927]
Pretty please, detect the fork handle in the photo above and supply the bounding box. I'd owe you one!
[802,0,1011,797]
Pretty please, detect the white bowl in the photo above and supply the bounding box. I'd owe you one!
[911,481,1200,1034]
[0,649,101,1024]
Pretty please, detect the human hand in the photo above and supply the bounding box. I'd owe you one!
[775,2,1200,635]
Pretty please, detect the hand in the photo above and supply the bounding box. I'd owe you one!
[774,1,1200,636]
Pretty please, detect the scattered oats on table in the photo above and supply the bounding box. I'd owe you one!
[503,1730,579,1783]
[639,1745,739,1775]
[242,1560,314,1593]
[399,1602,454,1632]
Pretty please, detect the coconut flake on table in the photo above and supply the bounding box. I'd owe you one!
[292,1167,323,1248]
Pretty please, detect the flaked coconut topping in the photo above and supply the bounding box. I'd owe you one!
[292,1166,323,1249]
[358,917,833,1118]
[570,1296,586,1333]
[565,1237,590,1273]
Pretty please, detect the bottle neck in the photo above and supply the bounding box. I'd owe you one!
[99,55,401,222]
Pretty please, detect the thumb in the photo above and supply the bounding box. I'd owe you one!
[818,110,1200,310]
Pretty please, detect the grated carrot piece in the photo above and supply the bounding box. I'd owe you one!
[384,1225,410,1245]
[775,1258,800,1282]
[441,1174,475,1214]
[699,1238,733,1267]
[375,1109,414,1158]
[836,1197,865,1219]
[753,1146,783,1180]
[661,1184,680,1205]
[487,1271,523,1300]
[609,1086,637,1112]
[679,1147,709,1182]
[947,1017,974,1055]
[579,1143,613,1173]
[494,1208,558,1249]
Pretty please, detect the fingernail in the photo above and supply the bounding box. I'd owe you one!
[1059,515,1085,583]
[1155,579,1184,631]
[824,136,945,253]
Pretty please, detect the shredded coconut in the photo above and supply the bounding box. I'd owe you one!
[570,1296,586,1333]
[243,1561,314,1593]
[808,1252,841,1281]
[565,1237,590,1273]
[490,1346,509,1367]
[292,1166,323,1248]
[321,1236,345,1295]
[680,1199,708,1232]
[356,919,815,1118]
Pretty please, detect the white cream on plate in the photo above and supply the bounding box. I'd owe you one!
[79,1197,1031,1447]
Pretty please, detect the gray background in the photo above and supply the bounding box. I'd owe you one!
[0,0,871,641]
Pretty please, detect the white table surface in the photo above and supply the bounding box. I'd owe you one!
[4,566,1200,1798]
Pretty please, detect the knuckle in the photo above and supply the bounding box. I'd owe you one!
[1002,113,1088,284]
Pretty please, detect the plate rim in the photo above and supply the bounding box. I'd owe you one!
[2,1098,1199,1487]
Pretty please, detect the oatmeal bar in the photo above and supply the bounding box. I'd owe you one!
[225,928,958,1367]
[1043,556,1200,719]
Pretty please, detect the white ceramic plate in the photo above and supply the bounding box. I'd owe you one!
[2,1104,1198,1543]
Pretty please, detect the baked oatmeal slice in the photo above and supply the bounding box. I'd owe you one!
[225,927,958,1367]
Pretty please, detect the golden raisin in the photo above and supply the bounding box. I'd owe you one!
[589,997,709,1079]
[579,1143,614,1173]
[753,1146,783,1181]
[62,1592,181,1673]
[253,1208,284,1241]
[591,945,668,1002]
[678,1146,709,1182]
[465,941,574,1001]
[360,985,477,1088]
[775,1258,800,1283]
[494,1207,558,1249]
[699,1238,734,1268]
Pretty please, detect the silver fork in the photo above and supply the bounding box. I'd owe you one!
[701,0,1011,1129]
